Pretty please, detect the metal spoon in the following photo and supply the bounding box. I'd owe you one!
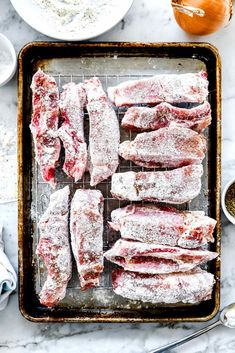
[148,303,235,353]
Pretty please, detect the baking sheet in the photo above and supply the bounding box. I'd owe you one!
[18,42,221,322]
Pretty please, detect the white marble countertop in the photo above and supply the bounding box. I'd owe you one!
[0,1,235,352]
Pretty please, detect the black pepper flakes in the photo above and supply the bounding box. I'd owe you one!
[225,183,235,218]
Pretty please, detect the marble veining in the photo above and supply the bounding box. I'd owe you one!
[0,0,235,352]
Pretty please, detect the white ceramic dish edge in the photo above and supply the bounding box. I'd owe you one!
[0,33,17,87]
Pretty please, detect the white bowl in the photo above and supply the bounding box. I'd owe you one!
[222,178,235,224]
[0,33,17,87]
[10,0,134,41]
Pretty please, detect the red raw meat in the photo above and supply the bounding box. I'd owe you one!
[36,186,72,307]
[83,77,120,186]
[70,189,104,290]
[119,127,206,168]
[111,165,203,204]
[105,239,217,274]
[110,204,216,248]
[112,268,215,304]
[108,71,209,107]
[121,101,211,132]
[30,69,60,187]
[58,82,87,181]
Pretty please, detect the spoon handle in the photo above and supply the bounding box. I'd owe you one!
[148,320,221,353]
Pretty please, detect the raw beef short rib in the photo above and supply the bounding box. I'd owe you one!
[108,71,209,107]
[84,77,120,186]
[111,165,203,204]
[112,268,215,304]
[110,204,216,248]
[119,127,206,168]
[36,186,72,307]
[105,239,218,274]
[30,69,61,187]
[121,101,211,132]
[70,189,104,290]
[58,82,87,181]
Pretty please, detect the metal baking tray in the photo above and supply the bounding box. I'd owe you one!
[18,42,221,322]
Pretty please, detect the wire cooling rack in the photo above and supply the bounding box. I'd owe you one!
[32,69,209,309]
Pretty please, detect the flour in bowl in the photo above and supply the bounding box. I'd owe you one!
[34,0,120,33]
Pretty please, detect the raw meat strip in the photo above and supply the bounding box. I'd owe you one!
[108,71,209,107]
[58,82,87,181]
[112,268,215,304]
[121,101,211,133]
[110,204,216,248]
[30,69,60,187]
[111,165,203,204]
[70,189,104,290]
[83,77,120,186]
[104,239,218,274]
[36,186,71,307]
[119,127,206,168]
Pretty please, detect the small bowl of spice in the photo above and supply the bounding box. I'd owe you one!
[222,179,235,224]
[0,33,17,87]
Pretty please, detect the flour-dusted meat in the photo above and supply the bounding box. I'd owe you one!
[108,71,209,107]
[119,127,206,169]
[83,77,120,186]
[70,189,104,290]
[58,82,87,181]
[30,69,60,187]
[112,268,215,304]
[111,165,203,204]
[36,186,71,307]
[121,101,211,133]
[110,204,216,248]
[105,239,218,274]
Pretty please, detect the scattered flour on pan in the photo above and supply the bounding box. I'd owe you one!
[0,125,16,203]
[34,0,121,33]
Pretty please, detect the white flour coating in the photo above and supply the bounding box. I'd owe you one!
[58,82,87,181]
[118,126,206,168]
[59,82,86,140]
[111,165,203,204]
[30,69,60,187]
[34,0,120,33]
[108,71,209,107]
[113,269,215,304]
[70,189,104,289]
[104,239,218,274]
[37,186,72,307]
[111,172,139,200]
[110,205,216,248]
[83,77,120,186]
[121,101,212,132]
[178,212,217,248]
